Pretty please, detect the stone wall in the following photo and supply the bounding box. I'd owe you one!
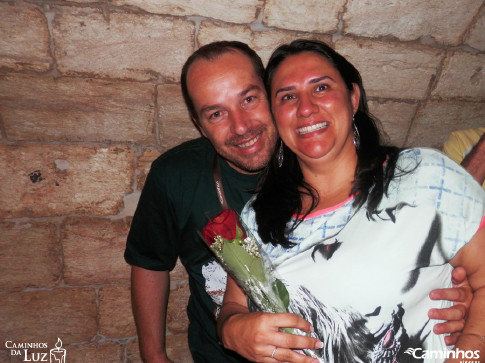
[0,0,483,362]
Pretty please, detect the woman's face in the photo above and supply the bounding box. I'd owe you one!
[270,52,360,167]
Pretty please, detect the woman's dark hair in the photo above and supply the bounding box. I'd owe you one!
[253,39,401,248]
[181,41,265,123]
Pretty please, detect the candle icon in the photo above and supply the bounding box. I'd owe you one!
[50,338,66,363]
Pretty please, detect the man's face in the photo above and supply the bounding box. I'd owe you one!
[186,50,277,174]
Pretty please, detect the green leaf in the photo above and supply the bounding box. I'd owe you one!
[273,279,289,310]
[222,242,266,283]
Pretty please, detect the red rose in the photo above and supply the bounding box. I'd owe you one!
[202,209,246,245]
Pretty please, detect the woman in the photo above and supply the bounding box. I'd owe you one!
[217,40,485,363]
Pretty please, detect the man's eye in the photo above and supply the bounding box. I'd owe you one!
[244,96,255,103]
[209,111,221,120]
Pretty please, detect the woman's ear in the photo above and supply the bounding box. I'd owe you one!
[351,83,361,114]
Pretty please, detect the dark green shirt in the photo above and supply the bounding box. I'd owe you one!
[125,138,258,362]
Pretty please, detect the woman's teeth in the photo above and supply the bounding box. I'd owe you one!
[297,122,328,135]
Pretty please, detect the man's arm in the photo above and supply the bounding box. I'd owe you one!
[131,266,174,363]
[461,133,485,185]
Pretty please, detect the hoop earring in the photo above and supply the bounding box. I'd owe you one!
[353,116,360,150]
[277,141,284,168]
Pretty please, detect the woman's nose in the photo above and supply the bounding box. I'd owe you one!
[297,94,318,117]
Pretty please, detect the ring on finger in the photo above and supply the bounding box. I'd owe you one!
[271,347,277,359]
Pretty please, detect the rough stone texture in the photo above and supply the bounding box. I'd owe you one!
[432,51,485,100]
[62,218,131,285]
[0,289,97,344]
[99,284,136,337]
[407,102,485,148]
[65,342,124,363]
[0,74,155,143]
[368,100,417,147]
[53,8,194,81]
[166,281,190,334]
[263,0,344,33]
[136,149,162,191]
[112,0,262,24]
[466,7,485,50]
[170,259,189,281]
[0,145,134,218]
[0,3,51,72]
[335,38,442,99]
[158,84,200,149]
[343,0,482,45]
[198,21,329,66]
[0,222,61,291]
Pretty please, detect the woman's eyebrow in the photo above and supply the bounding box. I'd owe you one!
[274,76,335,96]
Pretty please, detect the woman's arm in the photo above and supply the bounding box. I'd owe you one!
[218,276,322,363]
[447,227,485,362]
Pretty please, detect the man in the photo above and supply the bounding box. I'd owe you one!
[125,41,471,362]
[125,41,276,363]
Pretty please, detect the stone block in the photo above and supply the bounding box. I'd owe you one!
[99,284,136,338]
[158,84,200,149]
[63,341,124,363]
[335,39,441,99]
[0,74,155,143]
[343,0,482,45]
[0,145,134,218]
[432,51,485,99]
[53,8,194,81]
[0,3,51,72]
[407,102,485,148]
[167,282,190,334]
[263,0,344,33]
[368,100,417,147]
[62,218,131,285]
[136,149,162,191]
[0,288,97,344]
[0,222,61,291]
[112,0,262,24]
[466,7,485,51]
[170,259,189,281]
[198,21,329,66]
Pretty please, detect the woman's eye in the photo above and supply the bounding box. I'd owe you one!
[281,94,294,101]
[316,84,328,92]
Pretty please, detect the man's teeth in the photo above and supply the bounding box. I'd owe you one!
[237,134,261,148]
[297,122,328,135]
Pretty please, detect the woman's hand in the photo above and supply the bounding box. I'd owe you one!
[221,310,322,363]
[428,266,472,345]
[218,277,322,362]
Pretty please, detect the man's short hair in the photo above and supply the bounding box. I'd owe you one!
[181,41,265,123]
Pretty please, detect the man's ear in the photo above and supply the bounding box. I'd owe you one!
[193,117,208,138]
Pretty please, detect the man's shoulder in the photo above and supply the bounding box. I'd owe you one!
[152,137,214,170]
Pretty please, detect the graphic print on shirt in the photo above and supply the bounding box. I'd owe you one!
[285,203,444,363]
[202,260,227,317]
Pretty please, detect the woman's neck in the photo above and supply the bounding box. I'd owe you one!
[299,150,357,213]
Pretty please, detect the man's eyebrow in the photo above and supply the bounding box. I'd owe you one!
[240,85,263,97]
[274,76,334,97]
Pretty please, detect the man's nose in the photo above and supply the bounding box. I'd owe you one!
[297,94,318,118]
[230,109,251,135]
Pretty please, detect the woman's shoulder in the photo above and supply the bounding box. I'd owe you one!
[394,147,484,206]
